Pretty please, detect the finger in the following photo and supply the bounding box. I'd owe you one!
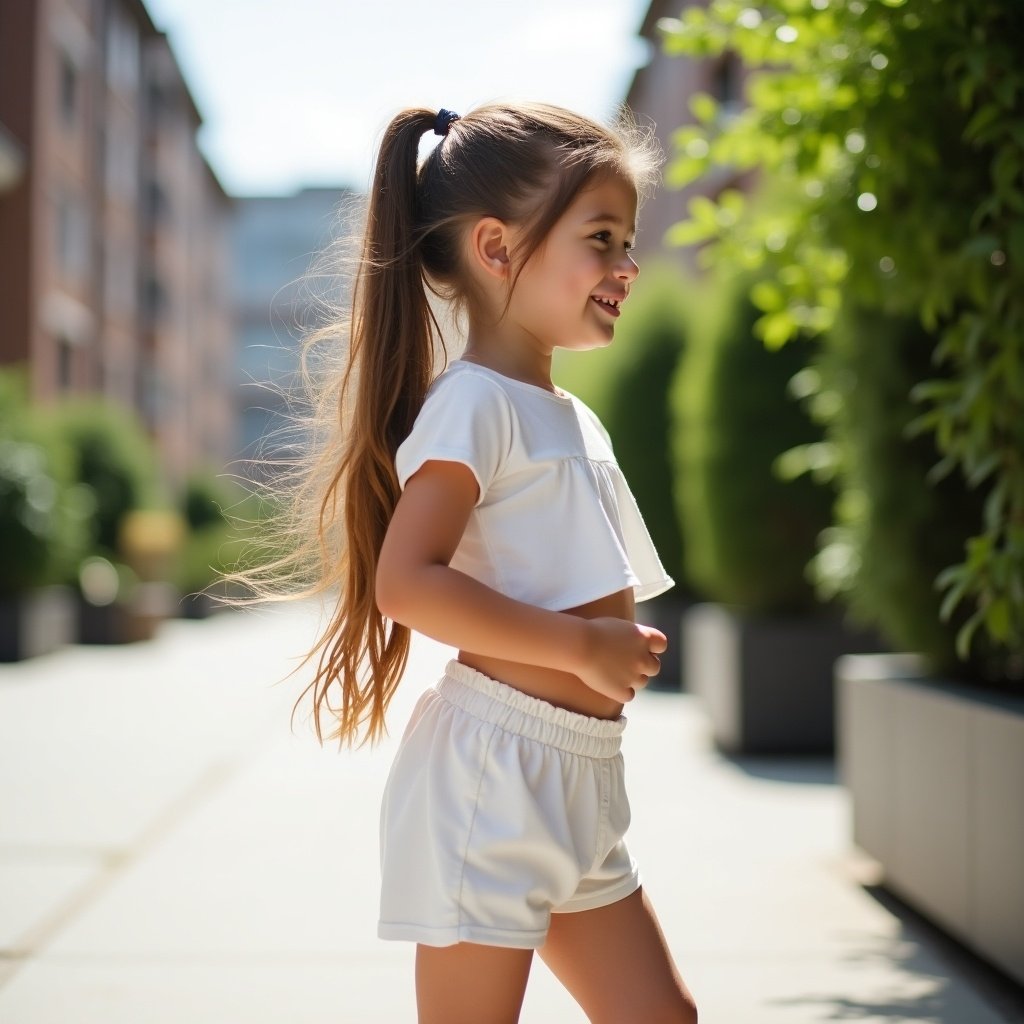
[644,629,668,655]
[647,653,662,676]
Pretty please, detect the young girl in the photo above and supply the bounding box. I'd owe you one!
[235,100,698,1024]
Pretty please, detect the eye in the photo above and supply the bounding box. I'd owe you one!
[592,231,637,252]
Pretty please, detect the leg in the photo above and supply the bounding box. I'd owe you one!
[539,887,698,1024]
[415,942,534,1024]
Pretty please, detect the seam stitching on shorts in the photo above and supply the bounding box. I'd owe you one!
[454,722,499,933]
[593,759,614,871]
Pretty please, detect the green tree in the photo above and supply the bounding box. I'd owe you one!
[660,0,1024,674]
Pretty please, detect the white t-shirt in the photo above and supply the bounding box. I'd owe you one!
[394,360,675,612]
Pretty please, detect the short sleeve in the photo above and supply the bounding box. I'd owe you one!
[394,371,514,506]
[576,397,615,450]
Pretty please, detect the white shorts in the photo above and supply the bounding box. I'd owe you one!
[377,659,640,949]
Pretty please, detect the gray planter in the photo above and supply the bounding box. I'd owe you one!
[636,595,695,691]
[0,584,77,661]
[77,582,180,644]
[684,602,885,754]
[838,653,1024,987]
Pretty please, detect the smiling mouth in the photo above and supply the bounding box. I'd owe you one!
[591,296,621,318]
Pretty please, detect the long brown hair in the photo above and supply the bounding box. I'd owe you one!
[215,101,662,747]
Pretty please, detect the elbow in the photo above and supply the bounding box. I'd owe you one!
[375,560,418,625]
[374,565,402,623]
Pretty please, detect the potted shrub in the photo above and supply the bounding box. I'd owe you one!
[820,304,1023,988]
[116,507,185,640]
[554,263,698,688]
[0,366,87,660]
[174,468,249,618]
[659,0,1024,983]
[671,270,882,753]
[50,396,170,643]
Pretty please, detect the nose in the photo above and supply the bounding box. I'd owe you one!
[614,252,640,282]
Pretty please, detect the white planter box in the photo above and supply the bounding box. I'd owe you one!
[838,653,1024,986]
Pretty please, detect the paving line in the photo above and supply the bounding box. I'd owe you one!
[0,742,261,991]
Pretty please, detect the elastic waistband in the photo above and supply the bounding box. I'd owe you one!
[436,660,625,758]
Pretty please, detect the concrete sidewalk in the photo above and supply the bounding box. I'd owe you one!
[1,600,1022,1022]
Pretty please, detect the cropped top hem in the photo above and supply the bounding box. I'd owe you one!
[543,574,677,614]
[394,360,675,611]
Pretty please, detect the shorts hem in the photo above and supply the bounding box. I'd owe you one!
[552,869,642,915]
[377,920,547,949]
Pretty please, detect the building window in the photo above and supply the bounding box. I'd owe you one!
[142,275,168,324]
[55,188,90,283]
[57,336,74,391]
[59,53,77,128]
[710,52,743,114]
[104,115,138,202]
[105,10,140,93]
[145,178,169,225]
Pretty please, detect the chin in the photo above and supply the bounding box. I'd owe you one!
[563,332,615,353]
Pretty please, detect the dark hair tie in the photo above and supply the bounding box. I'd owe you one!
[434,109,461,137]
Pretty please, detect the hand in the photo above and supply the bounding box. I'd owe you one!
[576,617,668,704]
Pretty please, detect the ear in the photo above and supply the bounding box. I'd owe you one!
[466,216,517,282]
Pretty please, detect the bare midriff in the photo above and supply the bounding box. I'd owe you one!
[457,586,635,721]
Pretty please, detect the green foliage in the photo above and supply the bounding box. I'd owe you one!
[175,484,288,597]
[671,271,834,612]
[0,371,92,594]
[51,398,164,555]
[181,467,239,530]
[803,306,1003,680]
[661,0,1024,671]
[0,364,32,427]
[554,264,693,588]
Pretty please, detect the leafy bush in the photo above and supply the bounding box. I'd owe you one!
[0,372,91,595]
[660,0,1024,675]
[554,263,693,589]
[51,398,164,555]
[672,270,834,612]
[800,305,1006,682]
[175,483,288,598]
[181,467,240,531]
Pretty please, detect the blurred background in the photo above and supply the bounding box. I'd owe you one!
[1,0,1023,1017]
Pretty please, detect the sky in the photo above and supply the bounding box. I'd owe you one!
[144,0,656,198]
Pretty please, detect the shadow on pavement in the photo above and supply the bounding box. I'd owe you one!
[768,873,1024,1023]
[718,754,839,787]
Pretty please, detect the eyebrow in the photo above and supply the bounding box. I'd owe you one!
[584,213,637,234]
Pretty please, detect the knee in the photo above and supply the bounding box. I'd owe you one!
[641,994,698,1024]
[670,992,699,1024]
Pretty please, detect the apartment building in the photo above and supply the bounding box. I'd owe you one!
[0,0,234,494]
[230,186,358,477]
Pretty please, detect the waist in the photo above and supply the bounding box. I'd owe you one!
[438,660,626,758]
[457,586,634,720]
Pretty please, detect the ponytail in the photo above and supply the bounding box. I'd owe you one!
[213,101,662,749]
[298,109,442,746]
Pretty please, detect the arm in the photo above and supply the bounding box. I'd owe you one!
[375,460,665,704]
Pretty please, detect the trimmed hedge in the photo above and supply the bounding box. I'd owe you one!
[808,305,999,683]
[672,270,834,613]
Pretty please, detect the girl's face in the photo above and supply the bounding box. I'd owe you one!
[509,173,640,353]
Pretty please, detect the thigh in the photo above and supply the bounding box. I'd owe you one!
[538,887,698,1024]
[416,942,534,1024]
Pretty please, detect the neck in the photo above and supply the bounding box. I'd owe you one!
[461,338,556,394]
